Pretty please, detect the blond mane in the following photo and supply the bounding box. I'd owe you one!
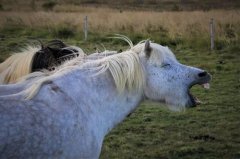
[25,48,145,99]
[0,46,40,84]
[0,44,86,85]
[94,50,145,93]
[24,35,176,100]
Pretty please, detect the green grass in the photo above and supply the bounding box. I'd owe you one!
[0,26,239,159]
[99,44,240,159]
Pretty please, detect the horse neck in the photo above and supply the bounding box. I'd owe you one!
[54,68,143,137]
[90,82,143,137]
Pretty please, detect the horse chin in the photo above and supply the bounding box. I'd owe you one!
[187,92,197,107]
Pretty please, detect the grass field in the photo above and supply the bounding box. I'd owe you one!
[0,9,239,38]
[100,46,240,159]
[0,4,240,159]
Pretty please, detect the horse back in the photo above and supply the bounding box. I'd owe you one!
[0,90,97,159]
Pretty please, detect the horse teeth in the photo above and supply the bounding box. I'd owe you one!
[194,96,202,105]
[203,83,210,89]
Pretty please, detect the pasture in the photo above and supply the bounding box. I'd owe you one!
[0,4,239,159]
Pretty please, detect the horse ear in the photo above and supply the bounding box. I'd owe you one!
[144,40,152,57]
[38,39,44,49]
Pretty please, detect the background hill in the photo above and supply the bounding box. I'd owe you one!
[0,0,240,11]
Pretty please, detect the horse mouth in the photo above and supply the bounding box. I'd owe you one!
[188,79,211,107]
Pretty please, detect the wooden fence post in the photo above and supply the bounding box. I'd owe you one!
[210,18,215,50]
[31,0,36,11]
[84,16,88,41]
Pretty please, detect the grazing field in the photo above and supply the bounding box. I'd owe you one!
[0,5,240,159]
[100,47,240,159]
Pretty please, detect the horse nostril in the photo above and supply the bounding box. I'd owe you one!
[198,71,207,78]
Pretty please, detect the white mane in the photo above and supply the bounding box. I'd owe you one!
[24,36,176,100]
[25,49,145,99]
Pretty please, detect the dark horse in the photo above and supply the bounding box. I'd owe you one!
[0,40,85,84]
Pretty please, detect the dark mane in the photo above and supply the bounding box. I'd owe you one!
[32,40,79,72]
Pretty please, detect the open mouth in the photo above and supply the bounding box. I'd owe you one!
[188,81,211,107]
[188,73,211,107]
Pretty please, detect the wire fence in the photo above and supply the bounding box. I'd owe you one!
[0,17,216,50]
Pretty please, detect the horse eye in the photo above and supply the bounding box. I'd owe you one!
[161,63,170,68]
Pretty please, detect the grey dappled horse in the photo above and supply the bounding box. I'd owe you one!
[0,37,211,159]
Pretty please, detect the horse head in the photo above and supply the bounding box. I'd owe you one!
[133,40,211,110]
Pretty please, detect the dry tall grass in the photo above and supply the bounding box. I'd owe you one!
[0,7,239,39]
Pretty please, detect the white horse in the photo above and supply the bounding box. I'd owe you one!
[0,37,211,159]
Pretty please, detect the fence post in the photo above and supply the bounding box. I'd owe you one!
[210,18,215,50]
[84,16,88,41]
[31,0,36,11]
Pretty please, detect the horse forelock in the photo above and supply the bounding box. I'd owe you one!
[131,42,176,66]
[92,50,145,93]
